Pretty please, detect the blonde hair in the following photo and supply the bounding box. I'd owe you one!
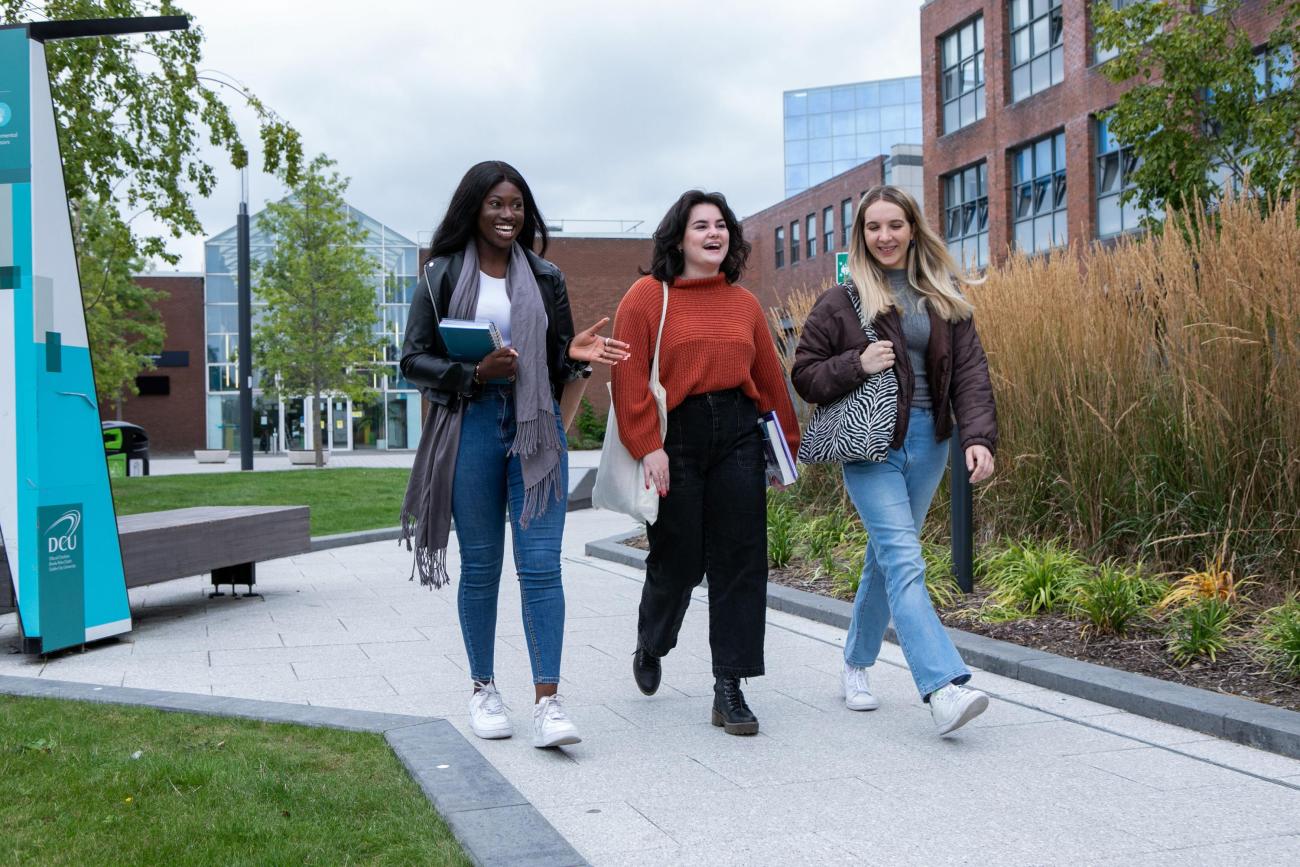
[845,185,979,323]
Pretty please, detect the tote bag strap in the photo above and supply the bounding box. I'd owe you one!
[649,281,669,438]
[650,281,668,386]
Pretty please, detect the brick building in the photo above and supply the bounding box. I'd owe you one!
[742,145,924,312]
[920,0,1286,268]
[100,275,206,455]
[537,234,652,416]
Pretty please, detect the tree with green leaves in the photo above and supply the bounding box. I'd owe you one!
[1094,0,1299,219]
[1,0,302,404]
[254,155,381,468]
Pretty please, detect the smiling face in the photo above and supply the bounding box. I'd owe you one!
[862,200,913,269]
[477,180,525,252]
[681,203,728,277]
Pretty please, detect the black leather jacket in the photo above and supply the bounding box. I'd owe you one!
[400,249,589,407]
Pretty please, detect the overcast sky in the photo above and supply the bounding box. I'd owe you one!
[144,0,922,271]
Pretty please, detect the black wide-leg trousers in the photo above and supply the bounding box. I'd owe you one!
[639,388,768,678]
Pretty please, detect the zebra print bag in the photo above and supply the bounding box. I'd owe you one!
[796,283,899,465]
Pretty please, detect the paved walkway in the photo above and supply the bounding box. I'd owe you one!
[3,508,1299,865]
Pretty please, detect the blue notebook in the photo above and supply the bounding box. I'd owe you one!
[439,319,508,384]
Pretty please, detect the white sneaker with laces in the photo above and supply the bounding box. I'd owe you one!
[843,661,881,711]
[533,694,582,748]
[929,683,989,735]
[468,682,513,740]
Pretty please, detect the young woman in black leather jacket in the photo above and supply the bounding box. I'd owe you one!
[400,160,627,748]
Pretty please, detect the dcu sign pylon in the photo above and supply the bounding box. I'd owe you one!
[0,16,186,654]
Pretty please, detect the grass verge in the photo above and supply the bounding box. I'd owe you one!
[0,695,469,866]
[111,468,410,537]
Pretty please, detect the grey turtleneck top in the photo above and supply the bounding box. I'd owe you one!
[885,268,931,410]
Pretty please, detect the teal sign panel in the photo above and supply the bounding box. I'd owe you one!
[0,25,131,653]
[835,251,850,285]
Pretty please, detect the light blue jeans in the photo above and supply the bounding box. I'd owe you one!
[452,386,568,685]
[841,408,971,699]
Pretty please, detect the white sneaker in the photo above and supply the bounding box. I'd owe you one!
[468,682,513,740]
[532,694,582,748]
[929,683,989,735]
[843,662,881,711]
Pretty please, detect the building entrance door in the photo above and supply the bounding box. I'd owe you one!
[327,397,351,451]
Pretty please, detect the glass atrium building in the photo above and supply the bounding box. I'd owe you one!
[203,204,422,452]
[783,75,923,197]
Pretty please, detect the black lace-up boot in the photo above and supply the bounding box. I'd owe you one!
[711,676,759,735]
[632,645,662,696]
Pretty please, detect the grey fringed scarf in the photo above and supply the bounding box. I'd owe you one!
[400,241,563,588]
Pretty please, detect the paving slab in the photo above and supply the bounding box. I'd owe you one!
[2,505,1299,865]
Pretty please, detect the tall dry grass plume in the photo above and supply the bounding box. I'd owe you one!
[970,194,1298,589]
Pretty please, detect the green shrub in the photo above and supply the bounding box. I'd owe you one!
[799,512,856,577]
[983,539,1090,615]
[1073,562,1163,637]
[1258,598,1300,678]
[567,398,606,450]
[766,495,799,569]
[1166,597,1234,664]
[922,542,962,609]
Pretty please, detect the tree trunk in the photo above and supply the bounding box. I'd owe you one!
[313,387,324,468]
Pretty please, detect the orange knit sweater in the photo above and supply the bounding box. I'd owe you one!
[610,274,800,460]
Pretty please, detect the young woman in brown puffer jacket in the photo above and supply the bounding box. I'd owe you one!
[792,184,997,737]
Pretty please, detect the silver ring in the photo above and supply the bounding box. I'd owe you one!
[604,336,610,347]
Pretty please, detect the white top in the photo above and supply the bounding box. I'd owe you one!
[474,271,512,346]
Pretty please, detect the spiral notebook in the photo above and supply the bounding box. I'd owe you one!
[438,319,508,384]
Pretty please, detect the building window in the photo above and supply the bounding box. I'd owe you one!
[941,16,985,133]
[823,206,834,253]
[1254,44,1295,98]
[1094,0,1144,65]
[790,220,800,264]
[775,226,785,268]
[1012,131,1068,253]
[944,163,989,269]
[1009,0,1064,102]
[1095,116,1144,238]
[806,214,817,258]
[841,198,852,247]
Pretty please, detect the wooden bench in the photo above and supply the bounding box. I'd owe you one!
[1,505,311,612]
[116,505,311,597]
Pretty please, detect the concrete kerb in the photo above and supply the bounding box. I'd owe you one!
[585,530,1300,761]
[0,675,587,867]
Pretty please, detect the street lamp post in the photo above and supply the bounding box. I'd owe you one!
[237,167,253,471]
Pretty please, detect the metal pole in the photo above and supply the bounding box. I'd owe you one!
[950,429,974,593]
[237,168,253,471]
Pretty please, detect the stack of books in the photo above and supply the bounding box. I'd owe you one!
[759,410,798,487]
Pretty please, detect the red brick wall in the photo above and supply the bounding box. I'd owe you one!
[542,236,653,417]
[741,158,887,312]
[99,275,206,455]
[920,0,1282,264]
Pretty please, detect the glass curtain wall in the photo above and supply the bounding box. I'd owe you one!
[203,204,421,451]
[783,75,923,196]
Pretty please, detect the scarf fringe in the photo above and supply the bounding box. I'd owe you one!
[400,506,449,590]
[518,461,564,529]
[509,411,561,459]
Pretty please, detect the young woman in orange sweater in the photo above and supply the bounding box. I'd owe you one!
[610,190,799,736]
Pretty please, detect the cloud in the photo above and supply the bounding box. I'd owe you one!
[143,0,921,269]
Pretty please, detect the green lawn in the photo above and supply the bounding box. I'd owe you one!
[0,695,469,866]
[111,468,410,537]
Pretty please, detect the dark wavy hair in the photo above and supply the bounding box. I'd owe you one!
[428,160,548,259]
[644,190,750,284]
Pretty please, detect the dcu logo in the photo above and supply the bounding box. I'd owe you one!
[46,509,81,553]
[0,103,10,128]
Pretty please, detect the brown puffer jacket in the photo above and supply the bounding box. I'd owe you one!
[790,283,997,454]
